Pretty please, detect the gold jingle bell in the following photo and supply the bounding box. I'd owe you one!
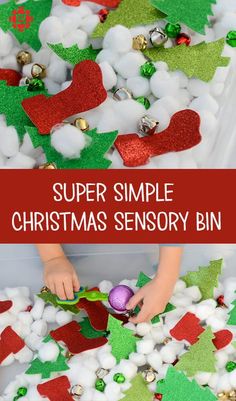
[71,384,84,397]
[17,50,32,66]
[39,162,57,170]
[163,337,172,345]
[229,390,236,401]
[74,117,90,132]
[66,351,74,360]
[40,286,50,293]
[218,393,229,401]
[132,34,148,51]
[31,63,47,79]
[142,368,156,383]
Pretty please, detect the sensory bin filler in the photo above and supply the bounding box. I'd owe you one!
[1,259,236,401]
[0,0,235,168]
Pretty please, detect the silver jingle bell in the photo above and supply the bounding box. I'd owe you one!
[113,87,133,101]
[149,26,168,48]
[96,368,109,379]
[138,115,159,136]
[143,368,156,383]
[71,384,84,397]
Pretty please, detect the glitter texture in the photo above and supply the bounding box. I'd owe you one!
[48,43,100,66]
[22,60,107,134]
[0,300,13,313]
[115,109,202,167]
[170,312,205,344]
[0,0,52,51]
[0,69,22,86]
[92,0,165,38]
[122,374,153,401]
[150,0,216,34]
[213,330,233,350]
[82,0,121,6]
[38,376,74,401]
[144,39,230,82]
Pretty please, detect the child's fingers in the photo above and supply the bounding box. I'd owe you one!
[129,307,151,324]
[63,279,74,300]
[72,273,80,291]
[47,280,55,295]
[126,289,144,310]
[56,281,67,300]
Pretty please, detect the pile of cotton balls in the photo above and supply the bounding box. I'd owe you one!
[1,275,236,401]
[0,0,236,168]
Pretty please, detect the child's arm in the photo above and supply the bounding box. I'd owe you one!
[127,246,183,324]
[36,244,80,300]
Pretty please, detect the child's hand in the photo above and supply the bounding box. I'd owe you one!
[126,277,174,324]
[43,256,80,300]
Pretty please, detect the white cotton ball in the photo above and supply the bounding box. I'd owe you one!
[72,4,93,18]
[217,373,232,393]
[160,345,177,364]
[136,338,154,355]
[189,94,219,115]
[154,61,168,71]
[83,356,100,372]
[18,312,33,327]
[199,110,218,137]
[136,323,152,336]
[114,52,146,79]
[47,60,67,84]
[112,99,145,133]
[20,133,42,159]
[30,298,45,321]
[5,153,36,169]
[31,320,48,337]
[158,363,169,377]
[80,388,95,401]
[150,71,179,98]
[44,78,61,95]
[0,29,13,57]
[213,66,230,83]
[81,14,100,35]
[171,295,192,308]
[2,55,19,71]
[195,304,215,321]
[215,350,229,368]
[208,373,219,389]
[56,310,73,326]
[15,346,33,364]
[0,311,15,327]
[42,305,58,323]
[206,315,225,331]
[174,280,186,293]
[171,71,188,88]
[129,352,147,366]
[39,17,64,44]
[188,79,210,97]
[13,321,31,338]
[27,386,44,401]
[155,96,182,115]
[0,126,19,157]
[99,62,117,90]
[148,103,170,131]
[16,398,28,401]
[19,287,30,298]
[99,280,113,294]
[93,390,108,401]
[194,372,212,386]
[60,13,82,34]
[183,286,202,302]
[1,354,14,366]
[33,48,51,67]
[151,327,166,344]
[123,322,136,332]
[11,296,31,314]
[97,353,117,370]
[103,25,132,53]
[51,124,89,158]
[118,360,138,379]
[130,26,148,37]
[61,80,72,91]
[105,382,121,398]
[96,49,120,67]
[210,82,224,97]
[76,367,97,387]
[229,370,236,389]
[38,342,59,362]
[63,29,88,49]
[147,350,163,371]
[126,76,150,98]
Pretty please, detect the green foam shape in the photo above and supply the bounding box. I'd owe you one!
[92,0,165,38]
[37,292,80,314]
[157,366,217,401]
[150,0,216,34]
[227,292,236,325]
[181,259,223,300]
[107,315,139,363]
[175,327,217,377]
[143,39,230,82]
[122,373,153,401]
[48,43,100,65]
[0,0,52,51]
[26,126,118,169]
[26,352,69,379]
[80,317,107,339]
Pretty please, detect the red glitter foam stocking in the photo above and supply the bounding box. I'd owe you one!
[0,326,25,364]
[38,376,73,401]
[170,312,205,345]
[115,110,201,167]
[0,69,22,86]
[213,330,233,350]
[22,60,107,134]
[50,321,107,354]
[0,300,12,313]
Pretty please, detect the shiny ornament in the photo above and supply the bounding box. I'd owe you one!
[108,285,134,312]
[16,50,32,66]
[95,379,106,392]
[39,162,57,169]
[143,368,156,383]
[13,397,19,401]
[226,31,236,47]
[176,33,191,46]
[132,34,148,51]
[138,115,159,136]
[217,295,227,308]
[71,384,83,397]
[155,394,163,400]
[164,22,181,38]
[31,63,46,79]
[17,387,28,397]
[40,286,50,293]
[74,117,90,132]
[25,305,33,312]
[65,351,74,359]
[140,61,156,78]
[19,77,30,87]
[226,361,236,372]
[27,78,45,92]
[113,373,126,383]
[136,96,150,110]
[98,8,109,23]
[96,368,109,379]
[149,26,168,48]
[113,87,133,101]
[163,337,172,345]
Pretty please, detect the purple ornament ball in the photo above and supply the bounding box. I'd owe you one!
[108,285,134,312]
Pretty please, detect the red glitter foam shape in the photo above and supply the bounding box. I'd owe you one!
[115,110,202,167]
[0,69,22,86]
[22,60,107,134]
[38,376,74,401]
[0,300,13,314]
[213,329,233,350]
[170,312,205,345]
[0,326,25,364]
